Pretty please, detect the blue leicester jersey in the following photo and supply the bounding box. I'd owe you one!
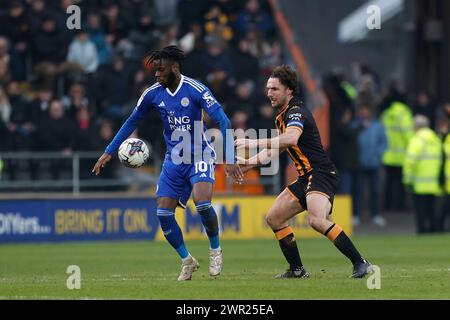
[106,75,222,162]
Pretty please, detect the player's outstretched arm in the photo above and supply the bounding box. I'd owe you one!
[235,128,301,150]
[208,107,244,183]
[235,148,281,170]
[235,156,257,174]
[225,163,244,183]
[92,152,112,175]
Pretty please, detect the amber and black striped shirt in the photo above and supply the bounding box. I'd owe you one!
[275,98,335,176]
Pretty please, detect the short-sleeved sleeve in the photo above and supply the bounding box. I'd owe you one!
[284,106,305,130]
[197,87,222,116]
[135,86,156,114]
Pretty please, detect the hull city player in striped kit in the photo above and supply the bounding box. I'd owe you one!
[235,65,372,279]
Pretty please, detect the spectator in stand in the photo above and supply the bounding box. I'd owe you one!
[352,102,388,227]
[121,0,153,30]
[226,80,259,116]
[28,87,54,117]
[323,72,356,193]
[377,79,406,116]
[0,37,11,84]
[37,99,75,179]
[29,0,53,35]
[38,99,75,152]
[61,82,90,118]
[356,74,377,110]
[244,27,271,59]
[182,26,207,79]
[334,108,360,197]
[0,35,26,83]
[95,56,133,121]
[436,108,450,231]
[0,85,12,178]
[101,3,127,43]
[413,91,437,130]
[131,70,148,102]
[96,119,119,180]
[231,109,249,131]
[0,85,12,148]
[67,30,99,74]
[403,115,442,234]
[236,0,274,38]
[203,3,234,43]
[380,92,413,213]
[178,0,204,32]
[47,0,77,47]
[73,106,98,147]
[0,60,12,87]
[0,108,9,150]
[179,22,203,55]
[249,103,275,131]
[128,14,160,62]
[5,81,40,179]
[6,81,39,152]
[259,40,283,78]
[1,1,30,58]
[157,23,180,49]
[231,38,259,83]
[153,0,178,27]
[85,12,113,66]
[0,100,9,177]
[0,85,11,118]
[202,36,235,100]
[32,15,76,89]
[351,62,380,95]
[74,108,101,179]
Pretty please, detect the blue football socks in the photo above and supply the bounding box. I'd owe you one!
[156,208,189,259]
[196,201,220,250]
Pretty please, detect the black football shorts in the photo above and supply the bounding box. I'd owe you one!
[286,169,339,213]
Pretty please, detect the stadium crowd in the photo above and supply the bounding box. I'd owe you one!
[0,0,279,181]
[0,0,448,232]
[325,64,450,233]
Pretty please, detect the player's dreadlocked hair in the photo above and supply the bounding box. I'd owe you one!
[144,45,186,67]
[270,65,298,94]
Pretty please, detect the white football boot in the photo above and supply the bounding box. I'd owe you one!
[209,248,223,277]
[177,255,199,281]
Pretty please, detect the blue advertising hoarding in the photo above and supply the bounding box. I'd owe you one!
[0,198,159,243]
[1,196,351,243]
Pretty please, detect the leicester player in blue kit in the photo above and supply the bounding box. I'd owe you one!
[92,46,243,281]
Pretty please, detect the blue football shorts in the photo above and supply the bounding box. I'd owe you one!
[156,159,215,208]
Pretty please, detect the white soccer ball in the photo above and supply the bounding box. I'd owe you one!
[118,138,150,168]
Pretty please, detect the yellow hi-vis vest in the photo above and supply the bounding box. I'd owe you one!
[341,81,357,100]
[381,101,414,166]
[444,134,450,194]
[403,128,442,195]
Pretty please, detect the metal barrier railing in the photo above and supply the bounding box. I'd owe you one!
[0,152,160,195]
[0,152,281,195]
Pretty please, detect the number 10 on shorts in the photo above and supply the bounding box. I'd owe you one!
[195,161,214,179]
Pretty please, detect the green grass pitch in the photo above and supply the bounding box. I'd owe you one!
[1,234,449,299]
